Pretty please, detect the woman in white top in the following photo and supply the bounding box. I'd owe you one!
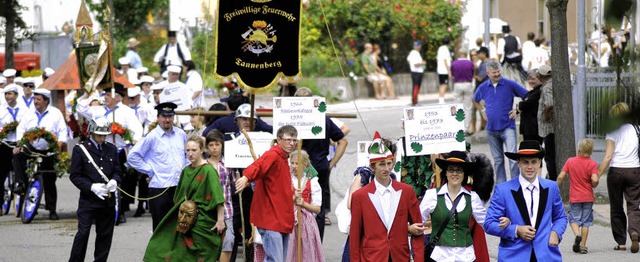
[420,151,489,262]
[599,37,612,67]
[598,102,640,252]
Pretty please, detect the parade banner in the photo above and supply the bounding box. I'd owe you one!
[225,131,274,168]
[75,40,111,93]
[272,97,326,139]
[214,0,301,90]
[159,82,192,111]
[403,104,466,156]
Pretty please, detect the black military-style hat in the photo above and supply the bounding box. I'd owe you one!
[155,102,178,116]
[104,83,126,97]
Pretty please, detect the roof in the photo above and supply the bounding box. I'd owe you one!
[40,52,134,91]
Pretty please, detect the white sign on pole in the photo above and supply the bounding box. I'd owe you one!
[403,104,466,156]
[356,141,372,167]
[224,131,274,168]
[160,82,192,111]
[272,97,326,139]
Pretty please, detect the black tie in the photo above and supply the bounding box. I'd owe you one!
[97,143,102,152]
[527,184,535,218]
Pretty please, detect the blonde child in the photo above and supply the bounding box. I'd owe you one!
[557,138,599,254]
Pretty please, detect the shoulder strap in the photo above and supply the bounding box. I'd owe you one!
[429,193,464,246]
[176,43,185,61]
[78,144,110,183]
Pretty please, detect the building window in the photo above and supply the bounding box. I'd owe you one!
[537,0,546,36]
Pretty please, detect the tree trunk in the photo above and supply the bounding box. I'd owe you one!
[546,0,573,198]
[4,0,16,69]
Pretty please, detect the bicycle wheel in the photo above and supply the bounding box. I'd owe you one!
[2,174,13,215]
[21,175,44,224]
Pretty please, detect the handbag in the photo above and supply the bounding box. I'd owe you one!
[335,186,352,234]
[425,193,463,261]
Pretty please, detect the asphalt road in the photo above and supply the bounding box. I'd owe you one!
[0,94,638,261]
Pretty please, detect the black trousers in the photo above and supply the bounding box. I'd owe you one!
[69,206,116,262]
[315,168,330,241]
[230,187,254,262]
[118,151,135,213]
[607,167,640,245]
[148,186,176,230]
[13,151,57,211]
[411,72,424,105]
[543,133,557,180]
[136,173,149,209]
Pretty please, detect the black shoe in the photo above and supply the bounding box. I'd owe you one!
[116,213,126,225]
[49,212,59,220]
[133,208,145,217]
[573,235,582,253]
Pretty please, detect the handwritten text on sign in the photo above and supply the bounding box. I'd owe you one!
[272,97,326,139]
[224,131,274,168]
[403,103,466,156]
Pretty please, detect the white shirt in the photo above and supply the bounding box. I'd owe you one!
[291,175,322,207]
[0,102,29,142]
[518,176,540,227]
[521,40,536,71]
[436,45,451,75]
[606,123,640,168]
[153,42,192,66]
[419,185,486,262]
[407,50,425,73]
[76,100,143,148]
[17,105,68,143]
[185,70,204,107]
[129,102,156,136]
[529,47,550,70]
[489,42,498,61]
[599,42,612,67]
[17,95,36,111]
[374,178,394,225]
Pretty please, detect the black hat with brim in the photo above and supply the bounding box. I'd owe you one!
[505,140,546,160]
[155,102,178,116]
[435,151,478,173]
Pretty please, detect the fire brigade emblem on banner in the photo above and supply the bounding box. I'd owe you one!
[215,0,301,91]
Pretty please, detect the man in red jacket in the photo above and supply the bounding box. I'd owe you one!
[236,125,297,261]
[350,131,424,261]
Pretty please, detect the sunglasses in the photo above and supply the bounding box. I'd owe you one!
[23,84,35,88]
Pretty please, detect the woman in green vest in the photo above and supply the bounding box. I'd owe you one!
[419,151,491,262]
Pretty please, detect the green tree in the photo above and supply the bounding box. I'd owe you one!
[0,0,34,69]
[87,0,168,40]
[301,0,464,76]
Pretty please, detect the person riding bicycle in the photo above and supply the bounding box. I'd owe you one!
[1,84,29,214]
[13,88,67,220]
[69,116,121,262]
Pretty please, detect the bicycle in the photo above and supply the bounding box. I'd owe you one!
[14,144,58,224]
[2,168,14,215]
[1,141,17,216]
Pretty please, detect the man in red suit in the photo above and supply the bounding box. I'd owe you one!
[350,131,424,261]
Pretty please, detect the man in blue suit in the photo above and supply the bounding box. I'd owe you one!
[484,140,567,261]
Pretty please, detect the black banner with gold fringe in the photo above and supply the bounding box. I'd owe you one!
[214,0,301,91]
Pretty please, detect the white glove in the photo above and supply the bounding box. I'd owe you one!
[106,179,117,192]
[31,138,49,151]
[90,183,108,200]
